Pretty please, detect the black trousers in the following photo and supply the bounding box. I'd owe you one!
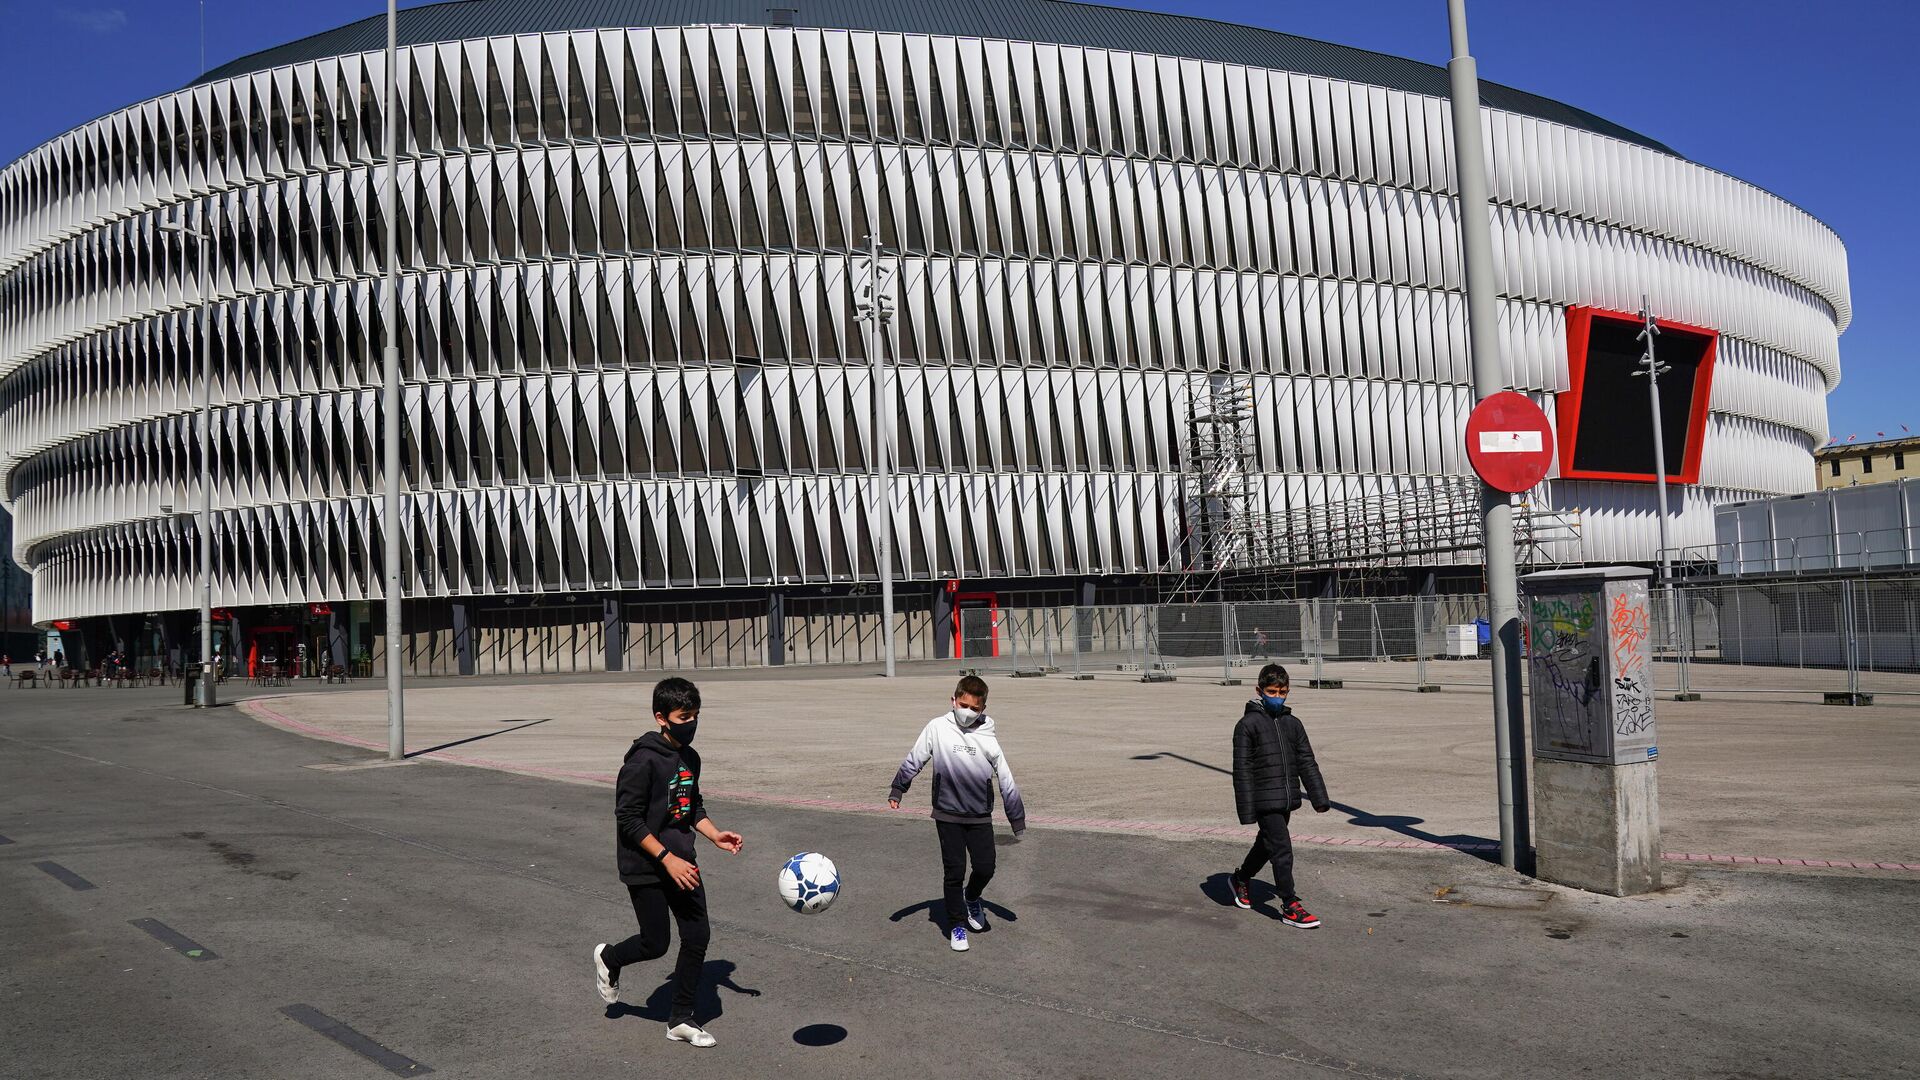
[605,880,710,1025]
[1236,810,1297,904]
[936,820,996,928]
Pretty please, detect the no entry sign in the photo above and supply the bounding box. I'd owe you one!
[1465,392,1555,493]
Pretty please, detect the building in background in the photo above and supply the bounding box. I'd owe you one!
[0,508,36,661]
[1816,435,1918,490]
[0,0,1848,673]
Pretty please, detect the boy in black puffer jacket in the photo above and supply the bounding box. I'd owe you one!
[593,677,744,1048]
[1229,663,1330,928]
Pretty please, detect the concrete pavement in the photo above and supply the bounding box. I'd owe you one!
[243,663,1920,869]
[4,686,1919,1077]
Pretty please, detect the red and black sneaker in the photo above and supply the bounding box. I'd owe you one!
[1229,873,1252,910]
[1281,901,1321,929]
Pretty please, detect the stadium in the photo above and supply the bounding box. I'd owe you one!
[0,0,1849,673]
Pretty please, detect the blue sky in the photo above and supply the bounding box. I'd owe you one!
[2,0,1912,442]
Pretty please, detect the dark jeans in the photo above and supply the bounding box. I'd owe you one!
[605,880,710,1025]
[1235,810,1297,904]
[936,820,996,928]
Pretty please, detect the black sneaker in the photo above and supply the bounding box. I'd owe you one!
[1281,901,1321,929]
[1229,873,1252,910]
[966,899,989,932]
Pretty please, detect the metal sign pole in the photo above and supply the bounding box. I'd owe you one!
[1447,0,1532,874]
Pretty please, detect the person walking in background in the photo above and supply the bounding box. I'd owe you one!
[888,674,1027,953]
[1229,663,1331,929]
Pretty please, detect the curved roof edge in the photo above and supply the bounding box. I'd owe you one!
[190,0,1681,158]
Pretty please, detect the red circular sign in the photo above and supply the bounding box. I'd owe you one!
[1465,392,1555,493]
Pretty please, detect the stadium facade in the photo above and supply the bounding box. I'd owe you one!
[0,0,1849,673]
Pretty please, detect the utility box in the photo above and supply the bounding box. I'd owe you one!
[1445,624,1478,658]
[1521,566,1661,896]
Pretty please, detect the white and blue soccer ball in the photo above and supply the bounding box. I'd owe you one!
[777,851,840,914]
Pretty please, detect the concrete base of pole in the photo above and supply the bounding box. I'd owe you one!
[1069,674,1094,681]
[1309,679,1344,689]
[1672,692,1702,702]
[1822,693,1874,707]
[1534,758,1661,897]
[1416,684,1443,693]
[1139,672,1177,683]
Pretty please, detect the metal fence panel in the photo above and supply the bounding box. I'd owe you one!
[1856,578,1920,699]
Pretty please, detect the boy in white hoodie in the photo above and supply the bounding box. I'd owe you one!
[887,674,1026,952]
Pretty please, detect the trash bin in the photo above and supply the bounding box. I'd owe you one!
[184,671,216,707]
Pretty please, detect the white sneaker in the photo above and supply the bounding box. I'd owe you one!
[667,1022,717,1048]
[965,900,989,932]
[592,944,618,1004]
[949,926,970,952]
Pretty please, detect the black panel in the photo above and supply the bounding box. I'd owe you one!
[1569,316,1712,478]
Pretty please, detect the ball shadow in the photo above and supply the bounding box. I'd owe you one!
[793,1023,849,1047]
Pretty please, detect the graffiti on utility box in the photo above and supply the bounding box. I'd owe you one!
[1523,570,1657,766]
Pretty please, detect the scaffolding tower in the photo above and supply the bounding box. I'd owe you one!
[1163,391,1586,600]
[1165,377,1278,602]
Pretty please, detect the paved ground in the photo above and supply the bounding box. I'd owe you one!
[242,662,1920,867]
[3,684,1917,1078]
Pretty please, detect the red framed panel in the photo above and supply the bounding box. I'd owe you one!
[1556,306,1719,485]
[950,591,999,659]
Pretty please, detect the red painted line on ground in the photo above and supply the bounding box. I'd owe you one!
[242,699,1920,874]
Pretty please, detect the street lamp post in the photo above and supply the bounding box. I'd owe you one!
[159,212,216,707]
[855,236,899,677]
[1633,297,1674,581]
[1633,296,1686,695]
[382,0,406,758]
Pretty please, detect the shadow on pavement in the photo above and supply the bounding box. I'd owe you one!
[886,898,1018,934]
[1200,872,1283,921]
[793,1023,849,1046]
[1132,753,1500,862]
[406,718,552,758]
[1326,801,1501,864]
[604,960,760,1025]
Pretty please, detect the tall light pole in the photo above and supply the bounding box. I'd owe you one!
[855,236,899,676]
[159,210,216,707]
[1633,296,1685,694]
[1447,0,1531,874]
[1633,296,1674,582]
[383,0,406,758]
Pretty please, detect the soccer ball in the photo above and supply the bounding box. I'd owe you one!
[777,851,840,914]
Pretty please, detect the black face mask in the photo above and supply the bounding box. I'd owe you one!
[662,718,697,747]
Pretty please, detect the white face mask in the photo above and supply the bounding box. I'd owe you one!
[951,702,982,725]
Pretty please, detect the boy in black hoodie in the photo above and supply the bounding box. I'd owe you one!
[1229,663,1330,929]
[593,677,743,1048]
